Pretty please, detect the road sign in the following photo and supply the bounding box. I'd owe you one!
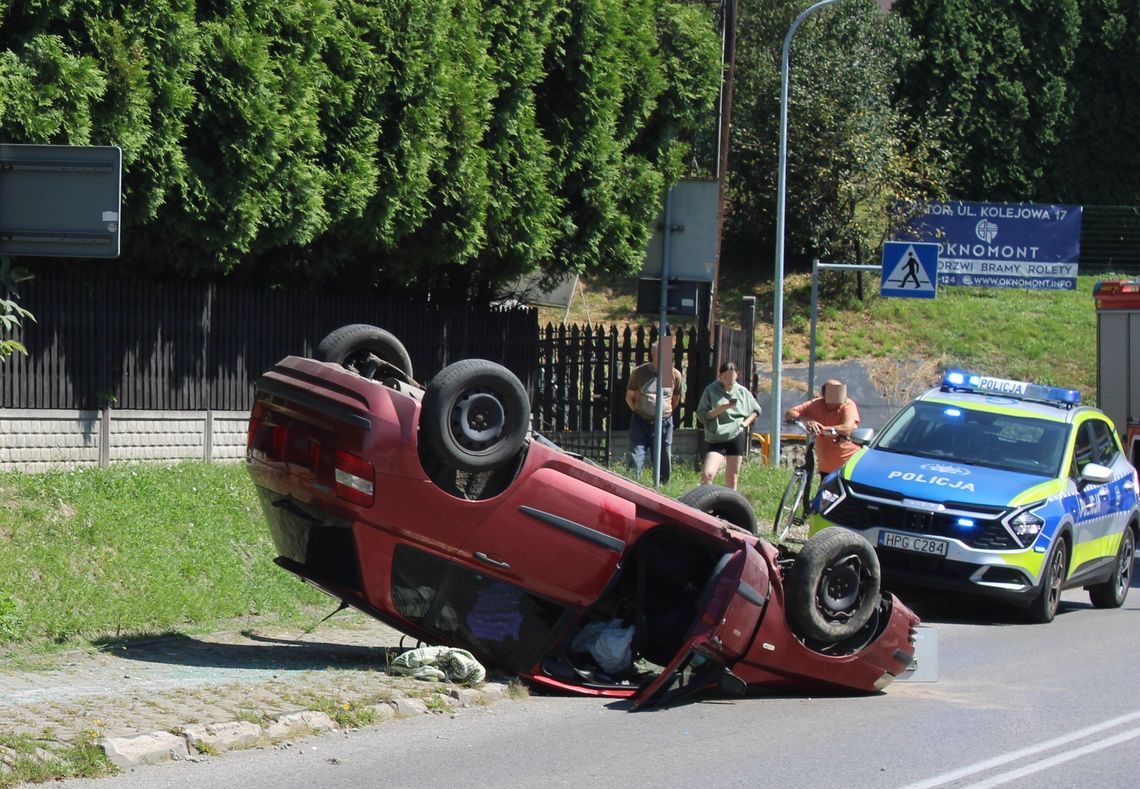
[0,144,122,258]
[881,241,939,299]
[640,178,719,282]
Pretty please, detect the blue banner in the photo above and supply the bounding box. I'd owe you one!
[900,201,1083,290]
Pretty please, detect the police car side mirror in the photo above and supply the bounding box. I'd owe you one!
[1079,463,1113,486]
[850,428,874,446]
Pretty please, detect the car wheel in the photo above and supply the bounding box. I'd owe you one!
[1088,527,1134,609]
[1027,538,1068,623]
[421,359,530,472]
[679,485,758,535]
[315,324,414,381]
[785,527,881,642]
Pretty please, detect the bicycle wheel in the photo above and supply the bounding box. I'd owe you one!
[774,469,810,542]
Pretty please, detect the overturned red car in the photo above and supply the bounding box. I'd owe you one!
[246,325,918,708]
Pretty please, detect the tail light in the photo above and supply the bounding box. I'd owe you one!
[335,450,375,506]
[247,414,261,454]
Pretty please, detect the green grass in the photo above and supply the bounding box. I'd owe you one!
[283,692,390,728]
[0,731,114,788]
[766,272,1104,399]
[0,462,326,650]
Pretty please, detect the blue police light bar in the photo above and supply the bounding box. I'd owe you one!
[941,370,1081,407]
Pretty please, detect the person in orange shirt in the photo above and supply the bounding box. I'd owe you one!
[783,379,861,477]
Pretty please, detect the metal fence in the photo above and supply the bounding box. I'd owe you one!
[1080,206,1140,272]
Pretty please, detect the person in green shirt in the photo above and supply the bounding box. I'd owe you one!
[696,361,762,490]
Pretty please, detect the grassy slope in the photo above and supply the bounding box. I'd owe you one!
[0,463,325,649]
[545,272,1114,403]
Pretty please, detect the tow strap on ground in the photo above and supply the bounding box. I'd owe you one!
[389,646,487,684]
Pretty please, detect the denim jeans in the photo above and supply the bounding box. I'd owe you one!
[627,412,674,484]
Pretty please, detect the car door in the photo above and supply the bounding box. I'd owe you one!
[631,543,769,710]
[1090,418,1136,540]
[1068,419,1125,573]
[457,466,634,607]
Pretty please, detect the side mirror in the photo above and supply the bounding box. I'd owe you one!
[850,428,875,446]
[1080,462,1113,486]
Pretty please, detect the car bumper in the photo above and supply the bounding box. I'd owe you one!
[810,515,1049,604]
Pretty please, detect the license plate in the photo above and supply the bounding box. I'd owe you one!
[878,530,949,557]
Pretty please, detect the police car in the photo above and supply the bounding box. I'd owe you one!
[809,370,1138,622]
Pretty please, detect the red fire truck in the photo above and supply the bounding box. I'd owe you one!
[1094,280,1140,465]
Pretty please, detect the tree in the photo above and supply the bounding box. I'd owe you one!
[1038,0,1140,205]
[726,0,950,269]
[0,258,33,362]
[0,0,722,297]
[891,0,1081,202]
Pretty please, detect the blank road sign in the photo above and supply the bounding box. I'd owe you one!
[0,144,122,258]
[640,178,719,282]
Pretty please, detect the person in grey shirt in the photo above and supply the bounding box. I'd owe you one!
[625,340,683,484]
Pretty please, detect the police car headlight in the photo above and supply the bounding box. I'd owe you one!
[1006,509,1045,543]
[817,475,845,515]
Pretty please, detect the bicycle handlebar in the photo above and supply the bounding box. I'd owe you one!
[785,419,838,441]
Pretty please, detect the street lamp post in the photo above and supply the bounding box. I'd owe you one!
[770,0,841,467]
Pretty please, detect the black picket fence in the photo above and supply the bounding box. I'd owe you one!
[535,323,698,462]
[533,321,754,462]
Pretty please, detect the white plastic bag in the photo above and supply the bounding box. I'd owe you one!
[571,620,634,675]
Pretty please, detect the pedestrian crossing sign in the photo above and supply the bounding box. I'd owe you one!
[881,241,940,299]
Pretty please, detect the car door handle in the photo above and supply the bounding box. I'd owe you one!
[474,551,511,569]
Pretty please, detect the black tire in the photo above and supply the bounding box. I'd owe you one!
[785,527,881,642]
[774,470,809,542]
[679,485,758,535]
[315,324,414,381]
[1088,527,1135,609]
[421,359,530,472]
[1027,538,1069,623]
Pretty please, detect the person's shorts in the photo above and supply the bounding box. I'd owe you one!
[705,431,747,458]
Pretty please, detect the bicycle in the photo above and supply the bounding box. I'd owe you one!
[773,420,838,543]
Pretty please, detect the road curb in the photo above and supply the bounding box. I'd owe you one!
[98,682,511,768]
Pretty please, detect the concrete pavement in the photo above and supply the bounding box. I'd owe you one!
[0,611,513,771]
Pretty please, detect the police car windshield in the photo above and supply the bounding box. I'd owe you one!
[874,401,1068,476]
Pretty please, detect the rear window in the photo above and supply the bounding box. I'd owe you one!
[874,401,1068,476]
[391,545,568,673]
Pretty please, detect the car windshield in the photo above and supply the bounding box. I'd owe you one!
[874,401,1068,477]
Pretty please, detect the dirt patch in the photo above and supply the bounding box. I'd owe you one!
[754,376,808,395]
[862,357,946,405]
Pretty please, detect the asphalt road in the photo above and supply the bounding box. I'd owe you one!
[56,575,1140,789]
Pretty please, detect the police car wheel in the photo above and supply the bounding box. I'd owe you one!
[785,527,881,643]
[1088,527,1135,609]
[1027,539,1068,624]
